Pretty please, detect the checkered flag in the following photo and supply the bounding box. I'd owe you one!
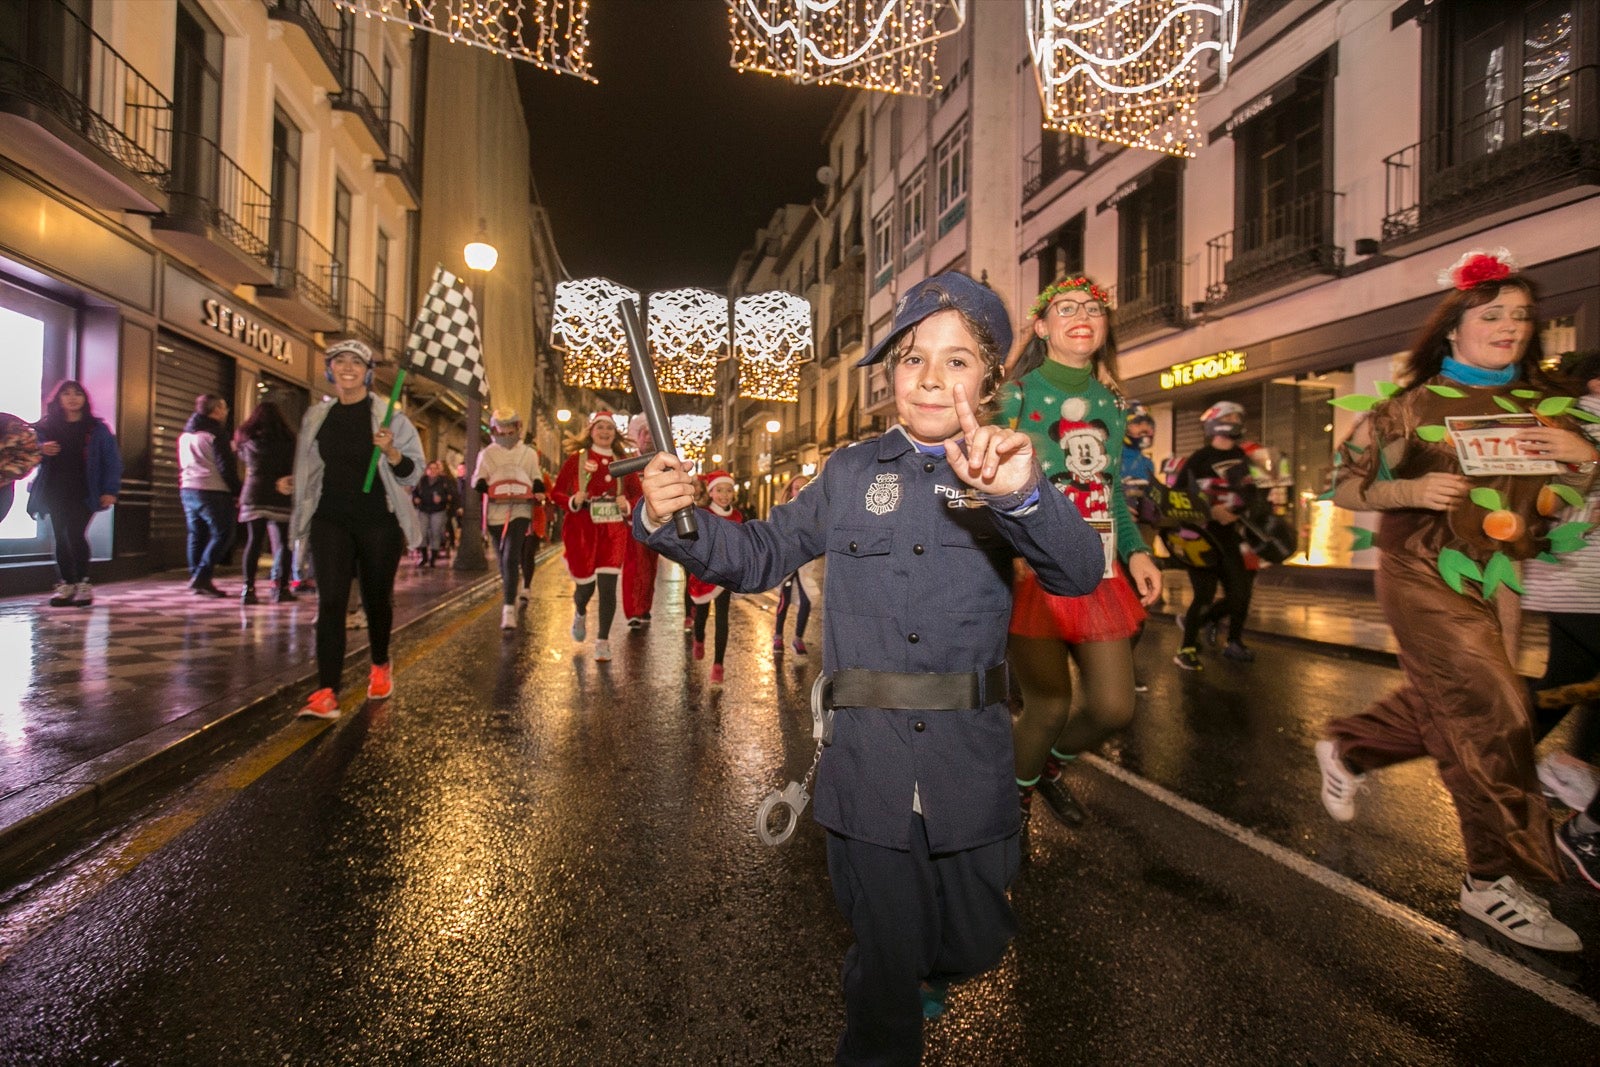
[406,265,489,399]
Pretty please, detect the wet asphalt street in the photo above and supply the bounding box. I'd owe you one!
[0,562,1596,1064]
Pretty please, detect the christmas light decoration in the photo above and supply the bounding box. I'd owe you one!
[335,0,595,80]
[551,278,637,391]
[670,414,713,469]
[734,291,812,403]
[728,0,967,97]
[648,288,729,397]
[1026,0,1242,157]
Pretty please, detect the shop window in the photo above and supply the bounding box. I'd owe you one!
[900,167,925,262]
[0,284,75,551]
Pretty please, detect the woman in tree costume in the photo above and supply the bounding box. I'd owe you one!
[999,276,1163,833]
[1318,249,1599,953]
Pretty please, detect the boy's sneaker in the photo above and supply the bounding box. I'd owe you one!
[693,640,706,661]
[1035,775,1086,827]
[710,664,724,684]
[367,663,393,700]
[792,639,808,656]
[72,580,94,605]
[593,640,612,662]
[48,581,75,606]
[296,688,341,719]
[1538,753,1600,811]
[1557,818,1600,892]
[1221,641,1255,663]
[628,616,644,629]
[501,605,517,630]
[1459,875,1582,952]
[1173,647,1202,671]
[1315,740,1364,822]
[571,612,586,641]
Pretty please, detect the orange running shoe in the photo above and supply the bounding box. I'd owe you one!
[368,662,394,700]
[296,688,340,720]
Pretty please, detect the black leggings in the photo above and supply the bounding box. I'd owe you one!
[520,529,542,588]
[774,572,810,639]
[488,516,529,605]
[310,516,405,691]
[694,588,732,665]
[44,496,93,584]
[242,518,292,587]
[1182,524,1254,646]
[574,572,618,639]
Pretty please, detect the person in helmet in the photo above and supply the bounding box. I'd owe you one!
[473,408,545,630]
[1171,400,1257,669]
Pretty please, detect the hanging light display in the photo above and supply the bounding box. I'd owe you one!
[670,414,713,469]
[728,0,967,97]
[734,291,812,403]
[1026,0,1242,157]
[648,288,729,397]
[334,0,595,80]
[551,278,637,391]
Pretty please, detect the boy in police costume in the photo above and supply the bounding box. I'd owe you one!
[634,273,1102,1065]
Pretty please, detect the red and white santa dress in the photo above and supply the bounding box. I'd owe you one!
[686,470,744,606]
[550,426,630,588]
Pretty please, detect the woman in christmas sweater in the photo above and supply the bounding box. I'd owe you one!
[1319,249,1599,953]
[551,412,631,661]
[686,469,744,684]
[999,276,1163,833]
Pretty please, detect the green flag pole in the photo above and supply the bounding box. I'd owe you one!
[363,369,408,492]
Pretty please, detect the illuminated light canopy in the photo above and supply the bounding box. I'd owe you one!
[551,278,638,391]
[734,291,812,403]
[728,0,967,97]
[1026,0,1242,157]
[648,288,729,397]
[335,0,595,80]
[670,414,712,469]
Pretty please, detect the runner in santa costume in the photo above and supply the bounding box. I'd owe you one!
[551,411,632,661]
[686,469,744,684]
[620,413,661,628]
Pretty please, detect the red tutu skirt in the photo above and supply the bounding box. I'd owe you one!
[1010,560,1146,643]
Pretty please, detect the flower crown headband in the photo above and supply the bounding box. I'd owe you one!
[1030,276,1111,319]
[1437,247,1518,291]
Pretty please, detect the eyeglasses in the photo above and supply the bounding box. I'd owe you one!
[1048,300,1106,319]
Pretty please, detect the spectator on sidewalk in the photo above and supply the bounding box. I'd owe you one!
[0,411,41,523]
[1318,249,1598,953]
[28,380,120,606]
[412,460,457,568]
[178,393,240,597]
[234,400,297,605]
[473,408,544,630]
[290,339,423,720]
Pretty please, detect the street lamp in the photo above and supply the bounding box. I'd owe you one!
[764,418,781,434]
[455,223,498,573]
[556,407,572,424]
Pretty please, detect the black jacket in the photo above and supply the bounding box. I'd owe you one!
[238,431,295,512]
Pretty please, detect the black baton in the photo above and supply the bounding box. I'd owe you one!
[607,299,698,539]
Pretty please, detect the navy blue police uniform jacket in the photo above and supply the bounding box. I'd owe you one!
[637,426,1102,853]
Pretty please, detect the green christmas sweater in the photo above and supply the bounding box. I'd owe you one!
[997,360,1146,570]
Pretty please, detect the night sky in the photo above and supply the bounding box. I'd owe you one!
[518,0,846,293]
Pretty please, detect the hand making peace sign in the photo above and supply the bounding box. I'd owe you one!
[942,382,1039,497]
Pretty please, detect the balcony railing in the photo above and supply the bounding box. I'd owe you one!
[332,48,389,151]
[1022,133,1088,202]
[1204,189,1343,305]
[1115,260,1185,338]
[824,310,864,366]
[266,218,340,323]
[264,0,345,82]
[0,0,172,192]
[374,119,419,202]
[338,275,385,348]
[384,312,411,363]
[164,131,273,263]
[1382,65,1599,245]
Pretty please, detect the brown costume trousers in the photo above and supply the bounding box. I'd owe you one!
[1327,550,1561,884]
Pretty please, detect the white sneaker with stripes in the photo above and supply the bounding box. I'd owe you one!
[1459,875,1581,952]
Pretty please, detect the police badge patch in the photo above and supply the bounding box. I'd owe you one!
[865,473,900,515]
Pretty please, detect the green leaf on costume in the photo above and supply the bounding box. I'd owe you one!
[1549,521,1596,553]
[1493,395,1522,413]
[1436,548,1482,595]
[1481,552,1522,597]
[1347,526,1376,552]
[1469,487,1503,511]
[1376,381,1400,398]
[1571,409,1600,423]
[1537,552,1561,564]
[1536,396,1575,416]
[1512,389,1541,399]
[1329,394,1380,412]
[1427,384,1467,398]
[1317,489,1335,501]
[1549,483,1585,508]
[1416,424,1450,442]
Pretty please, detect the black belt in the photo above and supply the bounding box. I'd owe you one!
[828,664,1008,711]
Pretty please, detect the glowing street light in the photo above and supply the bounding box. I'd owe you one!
[764,418,782,434]
[556,407,572,423]
[464,219,499,272]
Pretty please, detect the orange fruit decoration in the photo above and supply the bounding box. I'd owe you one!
[1536,485,1562,517]
[1481,509,1525,542]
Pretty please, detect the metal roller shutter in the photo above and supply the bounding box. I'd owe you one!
[151,335,234,561]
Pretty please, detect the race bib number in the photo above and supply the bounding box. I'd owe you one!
[589,498,623,524]
[1445,414,1562,475]
[1092,519,1115,580]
